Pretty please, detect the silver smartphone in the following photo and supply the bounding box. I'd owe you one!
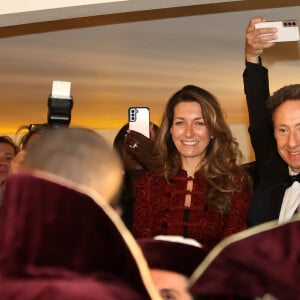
[128,107,150,138]
[255,20,300,42]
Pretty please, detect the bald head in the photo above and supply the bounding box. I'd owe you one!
[21,127,123,203]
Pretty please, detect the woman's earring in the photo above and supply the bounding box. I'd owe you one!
[210,135,214,139]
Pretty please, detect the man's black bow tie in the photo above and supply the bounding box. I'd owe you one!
[284,173,300,188]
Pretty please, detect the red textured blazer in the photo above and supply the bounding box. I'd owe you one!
[133,170,251,250]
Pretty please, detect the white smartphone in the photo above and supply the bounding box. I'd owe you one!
[128,107,150,138]
[255,20,300,42]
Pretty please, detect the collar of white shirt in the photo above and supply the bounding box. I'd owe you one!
[279,167,300,224]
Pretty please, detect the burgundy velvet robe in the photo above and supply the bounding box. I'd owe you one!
[189,216,300,299]
[0,172,153,300]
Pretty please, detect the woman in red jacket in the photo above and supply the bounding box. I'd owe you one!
[132,85,252,250]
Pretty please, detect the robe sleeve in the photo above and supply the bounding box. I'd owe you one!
[132,174,157,238]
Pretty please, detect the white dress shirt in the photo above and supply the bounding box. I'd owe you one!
[279,168,300,224]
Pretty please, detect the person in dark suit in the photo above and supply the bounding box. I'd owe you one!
[244,16,300,226]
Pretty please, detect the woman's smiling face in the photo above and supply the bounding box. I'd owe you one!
[170,101,211,164]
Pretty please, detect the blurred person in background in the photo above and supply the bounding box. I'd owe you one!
[0,136,19,201]
[8,123,48,176]
[138,235,207,300]
[113,122,159,230]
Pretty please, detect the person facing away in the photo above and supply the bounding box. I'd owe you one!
[243,16,300,226]
[0,127,161,300]
[132,85,252,250]
[137,235,207,300]
[113,122,159,230]
[0,136,19,202]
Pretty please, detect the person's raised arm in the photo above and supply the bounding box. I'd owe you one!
[243,17,279,180]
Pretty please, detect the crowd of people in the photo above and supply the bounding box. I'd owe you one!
[0,16,299,299]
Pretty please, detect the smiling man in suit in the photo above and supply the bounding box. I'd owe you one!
[243,16,300,226]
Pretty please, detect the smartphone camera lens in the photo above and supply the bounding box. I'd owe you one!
[129,108,137,122]
[285,21,296,27]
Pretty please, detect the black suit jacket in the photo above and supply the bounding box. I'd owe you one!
[243,61,288,227]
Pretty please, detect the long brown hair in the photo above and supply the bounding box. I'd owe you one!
[155,85,251,214]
